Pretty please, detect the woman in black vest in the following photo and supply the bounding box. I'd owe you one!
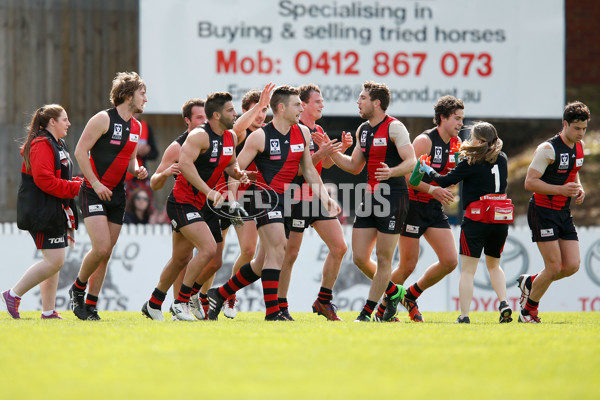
[1,105,82,319]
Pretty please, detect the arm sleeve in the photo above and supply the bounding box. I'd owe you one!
[529,143,555,174]
[428,159,472,187]
[389,121,411,147]
[30,140,81,199]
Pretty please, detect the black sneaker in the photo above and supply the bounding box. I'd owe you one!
[382,285,407,321]
[455,315,470,324]
[264,311,289,321]
[69,288,89,320]
[207,288,225,321]
[85,304,101,321]
[354,313,371,322]
[280,309,295,321]
[499,300,513,323]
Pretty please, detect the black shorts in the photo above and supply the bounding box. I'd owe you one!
[459,218,508,258]
[255,190,285,229]
[286,198,336,233]
[353,190,408,234]
[29,229,68,250]
[400,200,450,238]
[79,184,126,225]
[166,200,223,243]
[527,201,578,242]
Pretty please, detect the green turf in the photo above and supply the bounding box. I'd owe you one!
[1,311,598,399]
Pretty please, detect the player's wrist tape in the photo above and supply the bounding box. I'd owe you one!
[428,185,436,194]
[91,180,101,189]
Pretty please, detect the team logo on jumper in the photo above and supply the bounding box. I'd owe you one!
[209,140,219,162]
[360,131,368,147]
[290,144,304,152]
[112,124,122,140]
[223,146,233,156]
[186,212,201,221]
[270,139,281,160]
[374,138,387,146]
[129,134,139,143]
[405,224,419,234]
[292,219,305,228]
[559,153,569,170]
[88,204,103,213]
[433,146,443,163]
[540,228,554,237]
[309,138,315,151]
[576,158,584,167]
[110,124,123,144]
[268,210,282,219]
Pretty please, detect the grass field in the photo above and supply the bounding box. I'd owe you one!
[1,311,599,400]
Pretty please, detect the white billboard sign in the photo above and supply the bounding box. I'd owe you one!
[2,224,599,314]
[140,0,564,118]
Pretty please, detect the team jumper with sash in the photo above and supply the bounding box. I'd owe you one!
[85,108,140,193]
[252,122,305,227]
[527,134,584,243]
[409,127,459,203]
[401,127,459,238]
[254,122,305,195]
[355,115,408,234]
[532,134,584,211]
[169,123,235,210]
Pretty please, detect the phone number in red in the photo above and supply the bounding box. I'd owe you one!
[216,50,492,77]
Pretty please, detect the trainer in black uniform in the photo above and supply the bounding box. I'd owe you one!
[518,101,590,323]
[329,81,416,322]
[70,71,148,321]
[421,121,513,324]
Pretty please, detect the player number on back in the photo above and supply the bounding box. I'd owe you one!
[491,164,500,193]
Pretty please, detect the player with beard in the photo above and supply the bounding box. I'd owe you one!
[140,98,207,319]
[69,72,148,321]
[207,85,341,321]
[277,83,349,321]
[217,88,272,319]
[329,81,416,322]
[142,90,268,321]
